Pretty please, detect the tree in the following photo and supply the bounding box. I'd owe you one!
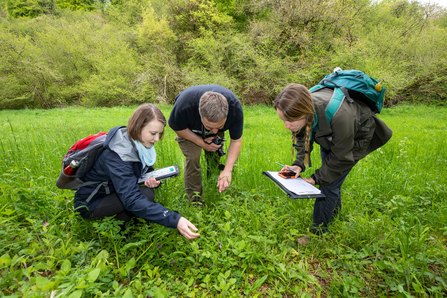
[55,0,94,11]
[6,0,56,18]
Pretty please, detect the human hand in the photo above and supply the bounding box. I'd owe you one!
[144,177,160,188]
[177,217,200,239]
[280,165,301,178]
[217,170,232,193]
[303,177,315,185]
[203,137,220,152]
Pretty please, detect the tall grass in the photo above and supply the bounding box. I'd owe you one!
[0,104,446,297]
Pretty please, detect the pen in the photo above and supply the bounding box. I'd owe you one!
[276,162,297,173]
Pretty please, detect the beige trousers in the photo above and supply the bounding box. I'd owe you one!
[175,132,224,202]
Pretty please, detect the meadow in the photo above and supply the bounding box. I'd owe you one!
[0,104,446,297]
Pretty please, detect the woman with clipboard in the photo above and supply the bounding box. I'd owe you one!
[274,83,392,242]
[73,104,200,240]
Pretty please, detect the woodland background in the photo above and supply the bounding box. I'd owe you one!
[1,0,447,110]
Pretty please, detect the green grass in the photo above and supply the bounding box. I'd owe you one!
[0,104,446,297]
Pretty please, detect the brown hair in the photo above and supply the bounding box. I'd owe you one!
[273,84,314,166]
[127,104,166,142]
[199,91,228,122]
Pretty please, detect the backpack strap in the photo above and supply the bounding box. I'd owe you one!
[310,85,347,125]
[321,78,354,103]
[85,181,110,203]
[325,87,346,124]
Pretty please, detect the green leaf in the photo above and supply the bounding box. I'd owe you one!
[122,289,133,298]
[186,256,195,263]
[68,290,83,298]
[126,258,136,269]
[237,240,246,250]
[224,222,230,232]
[122,240,148,251]
[96,250,109,261]
[87,268,101,283]
[252,275,268,291]
[61,259,71,272]
[42,282,55,291]
[0,255,11,268]
[2,208,16,216]
[36,276,49,289]
[224,270,231,278]
[375,261,386,270]
[112,280,119,290]
[119,267,127,277]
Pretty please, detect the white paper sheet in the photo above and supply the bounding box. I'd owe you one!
[266,171,321,195]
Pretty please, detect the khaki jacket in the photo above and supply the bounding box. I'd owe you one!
[292,88,393,186]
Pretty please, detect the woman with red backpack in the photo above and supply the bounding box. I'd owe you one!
[73,104,200,239]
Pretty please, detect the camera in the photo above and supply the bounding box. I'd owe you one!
[211,136,226,157]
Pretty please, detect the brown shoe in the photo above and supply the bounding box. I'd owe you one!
[297,236,310,245]
[192,201,204,209]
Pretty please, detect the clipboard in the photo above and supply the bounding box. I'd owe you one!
[138,165,180,184]
[263,171,325,200]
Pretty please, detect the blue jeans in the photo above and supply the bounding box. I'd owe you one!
[311,148,358,235]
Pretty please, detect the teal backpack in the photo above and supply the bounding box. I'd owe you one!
[309,69,385,124]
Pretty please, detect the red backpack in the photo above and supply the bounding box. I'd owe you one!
[56,132,108,190]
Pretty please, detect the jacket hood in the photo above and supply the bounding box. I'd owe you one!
[104,126,140,162]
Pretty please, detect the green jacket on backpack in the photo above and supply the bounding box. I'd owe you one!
[292,88,393,186]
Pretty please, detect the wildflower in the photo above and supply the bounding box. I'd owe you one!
[171,259,175,263]
[157,244,162,249]
[219,242,222,249]
[43,222,48,227]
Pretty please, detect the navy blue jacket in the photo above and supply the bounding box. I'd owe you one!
[73,126,181,228]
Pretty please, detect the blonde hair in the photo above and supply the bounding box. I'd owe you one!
[199,91,228,122]
[127,104,166,142]
[273,84,314,166]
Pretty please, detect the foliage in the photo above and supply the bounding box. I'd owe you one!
[5,0,56,18]
[1,0,447,108]
[0,104,446,296]
[0,10,155,109]
[55,0,95,11]
[100,0,149,27]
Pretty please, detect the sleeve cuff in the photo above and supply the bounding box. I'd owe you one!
[311,174,319,186]
[292,162,305,173]
[168,211,182,229]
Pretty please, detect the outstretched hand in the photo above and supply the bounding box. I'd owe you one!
[177,217,200,239]
[217,171,232,193]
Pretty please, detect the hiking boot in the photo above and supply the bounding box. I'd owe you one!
[192,201,204,209]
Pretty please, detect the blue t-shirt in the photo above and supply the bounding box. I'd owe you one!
[168,85,244,140]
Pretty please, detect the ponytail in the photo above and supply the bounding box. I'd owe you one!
[290,117,313,167]
[304,119,312,167]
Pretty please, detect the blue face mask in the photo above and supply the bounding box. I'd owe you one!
[133,139,156,168]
